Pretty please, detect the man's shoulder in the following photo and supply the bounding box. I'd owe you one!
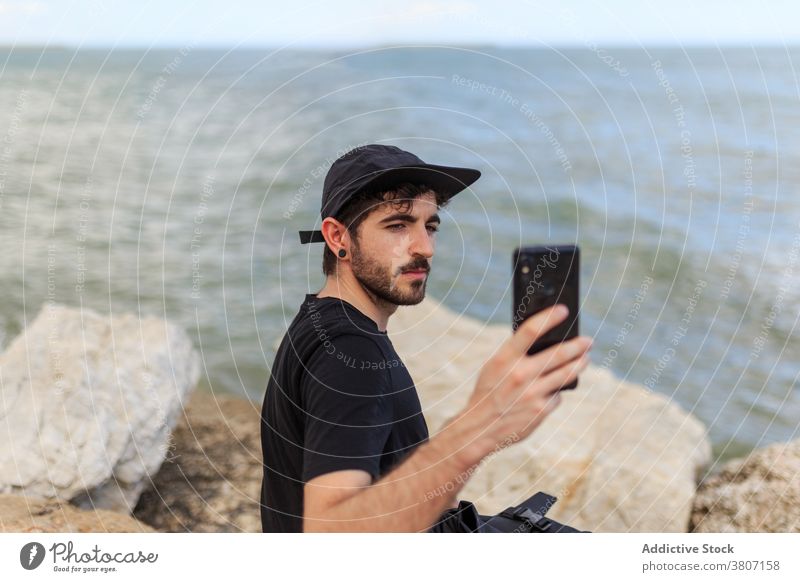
[291,297,385,348]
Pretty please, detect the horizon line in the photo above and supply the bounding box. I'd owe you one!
[1,40,800,52]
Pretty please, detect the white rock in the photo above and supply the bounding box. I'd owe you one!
[388,295,712,532]
[691,439,800,532]
[0,303,200,513]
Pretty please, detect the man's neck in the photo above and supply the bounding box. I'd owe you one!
[316,274,397,332]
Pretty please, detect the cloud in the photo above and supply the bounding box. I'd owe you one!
[377,1,478,25]
[0,1,45,15]
[406,1,477,17]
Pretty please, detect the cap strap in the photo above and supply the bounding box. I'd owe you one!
[299,230,326,244]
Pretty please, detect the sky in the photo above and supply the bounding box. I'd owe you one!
[1,0,799,48]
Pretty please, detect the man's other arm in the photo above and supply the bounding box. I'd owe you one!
[303,417,481,532]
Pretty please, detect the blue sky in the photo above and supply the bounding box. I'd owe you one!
[1,0,799,48]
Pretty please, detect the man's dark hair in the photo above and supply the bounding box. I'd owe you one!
[321,182,452,276]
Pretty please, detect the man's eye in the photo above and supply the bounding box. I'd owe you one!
[387,223,438,233]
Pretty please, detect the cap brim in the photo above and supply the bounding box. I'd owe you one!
[362,163,481,201]
[299,162,481,244]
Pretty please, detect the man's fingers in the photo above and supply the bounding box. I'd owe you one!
[508,304,569,356]
[531,354,590,396]
[529,336,593,377]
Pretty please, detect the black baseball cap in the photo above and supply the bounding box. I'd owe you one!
[298,144,481,244]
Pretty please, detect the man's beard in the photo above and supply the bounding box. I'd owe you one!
[350,241,429,307]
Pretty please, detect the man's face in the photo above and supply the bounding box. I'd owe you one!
[349,191,439,306]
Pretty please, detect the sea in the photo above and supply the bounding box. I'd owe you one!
[1,45,799,468]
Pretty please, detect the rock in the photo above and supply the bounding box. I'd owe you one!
[133,392,263,532]
[0,494,155,532]
[690,439,800,532]
[0,303,200,513]
[388,295,712,532]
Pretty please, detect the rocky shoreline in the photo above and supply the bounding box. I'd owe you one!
[1,299,798,533]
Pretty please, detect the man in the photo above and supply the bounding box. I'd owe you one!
[260,144,592,532]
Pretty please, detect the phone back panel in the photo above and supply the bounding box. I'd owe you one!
[512,245,580,389]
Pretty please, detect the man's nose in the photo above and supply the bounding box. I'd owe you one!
[409,224,435,258]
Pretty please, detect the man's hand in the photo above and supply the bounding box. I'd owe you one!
[443,304,593,467]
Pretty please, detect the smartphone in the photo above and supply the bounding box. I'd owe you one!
[512,245,580,390]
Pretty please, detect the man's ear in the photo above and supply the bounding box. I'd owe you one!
[321,217,348,251]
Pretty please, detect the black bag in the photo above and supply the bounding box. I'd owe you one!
[427,491,589,533]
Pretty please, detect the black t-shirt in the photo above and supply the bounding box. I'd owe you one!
[260,293,430,532]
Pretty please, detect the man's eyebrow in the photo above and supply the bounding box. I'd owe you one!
[378,212,441,225]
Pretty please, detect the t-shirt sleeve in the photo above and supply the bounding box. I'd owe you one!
[300,333,394,483]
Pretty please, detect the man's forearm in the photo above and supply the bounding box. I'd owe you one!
[303,419,485,532]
